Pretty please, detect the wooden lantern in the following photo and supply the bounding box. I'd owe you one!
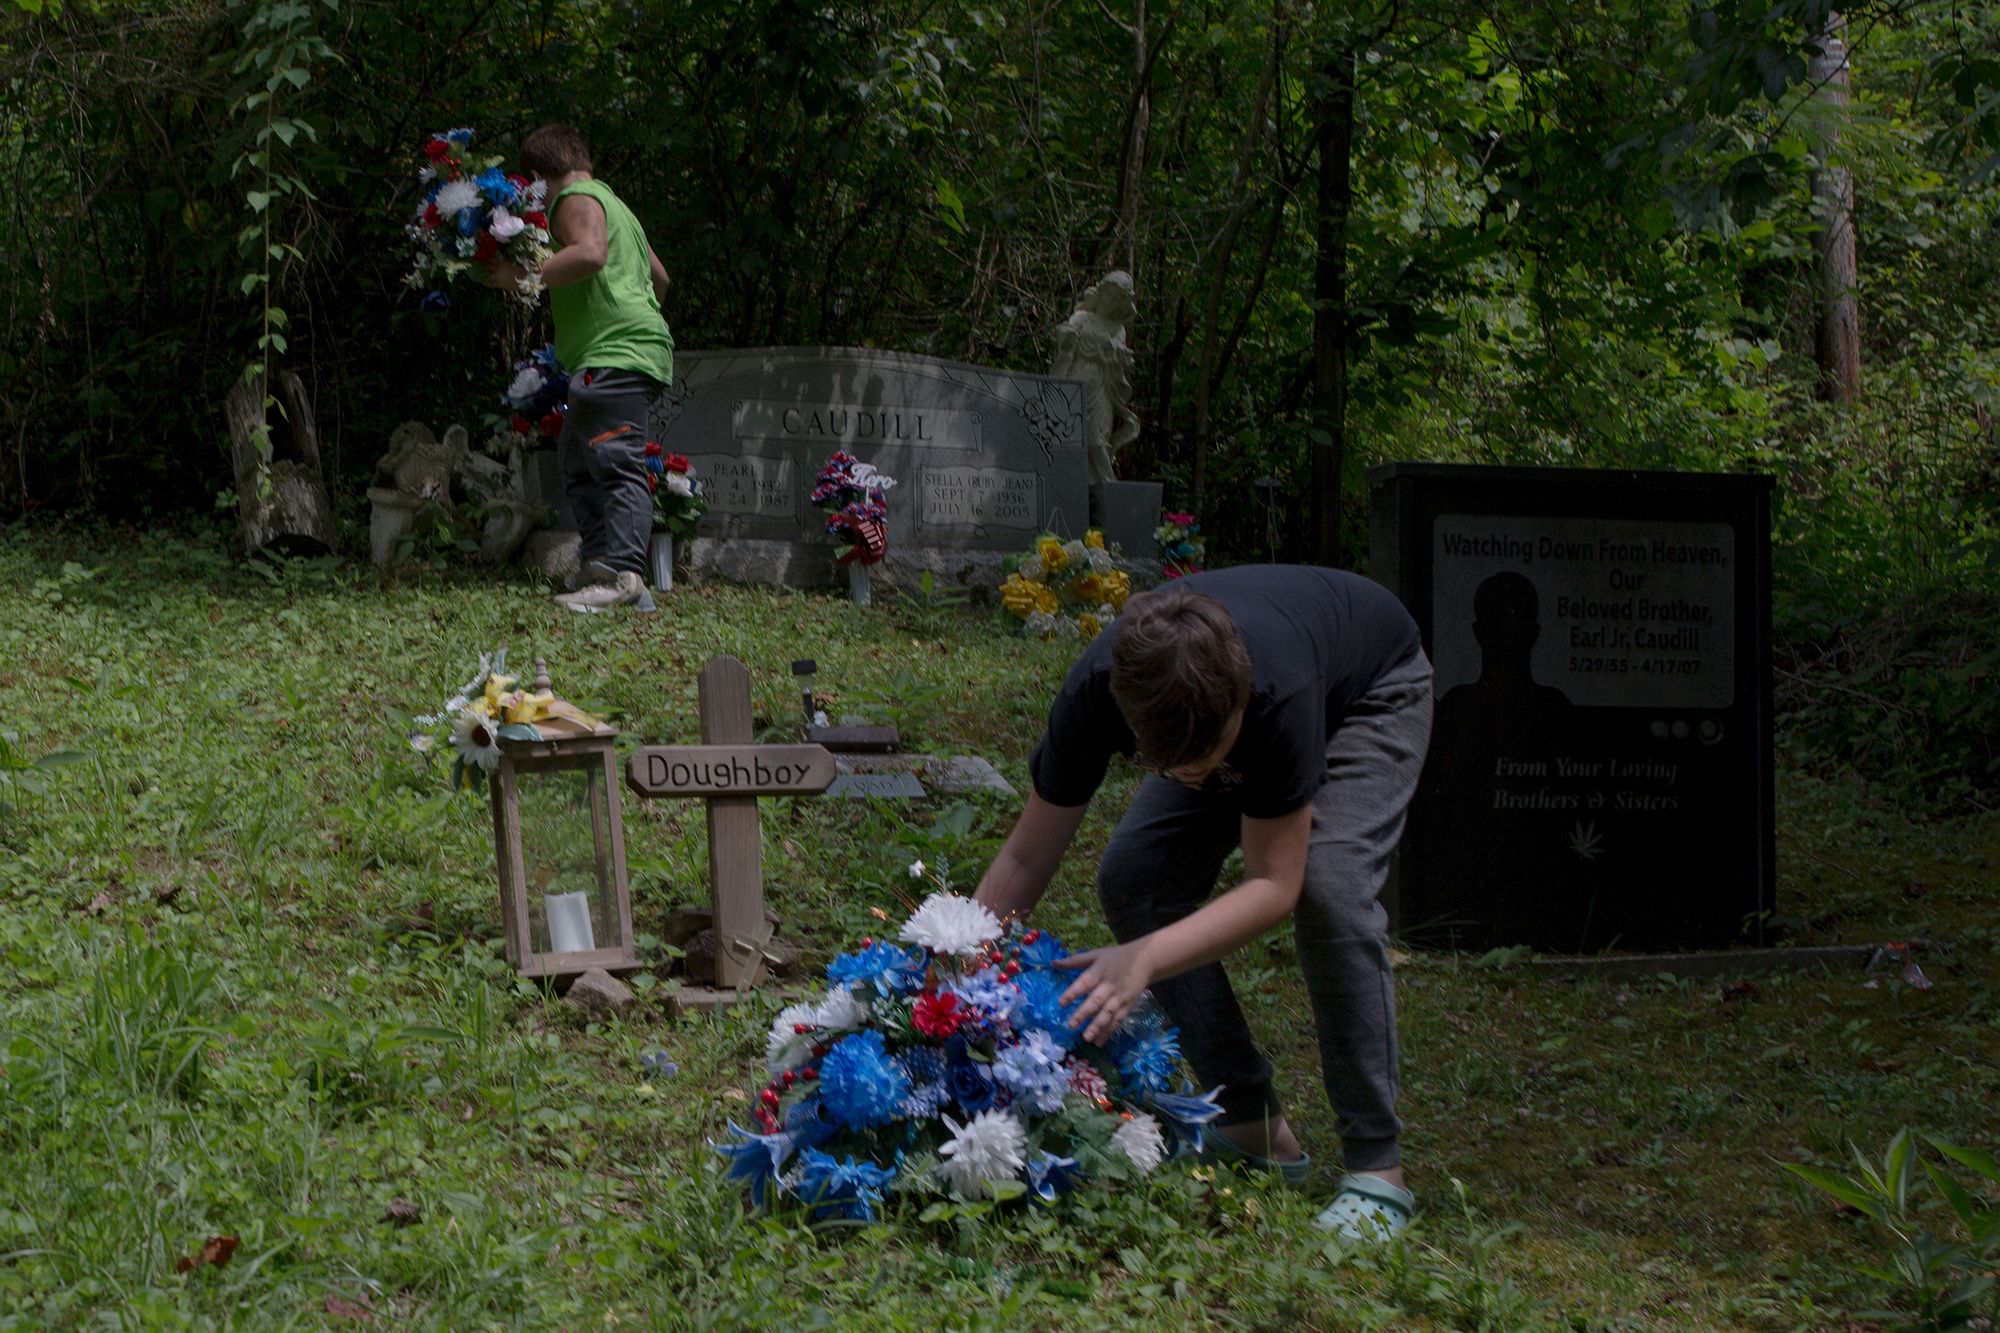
[489,662,636,980]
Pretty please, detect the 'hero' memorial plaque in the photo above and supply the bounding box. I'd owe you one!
[1370,464,1775,952]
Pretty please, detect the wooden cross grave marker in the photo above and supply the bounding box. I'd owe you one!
[624,655,835,1012]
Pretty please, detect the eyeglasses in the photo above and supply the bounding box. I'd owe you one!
[1132,755,1242,790]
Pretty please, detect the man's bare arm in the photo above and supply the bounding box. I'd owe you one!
[973,792,1089,923]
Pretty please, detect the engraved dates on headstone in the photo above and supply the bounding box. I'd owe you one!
[690,454,800,531]
[918,466,1040,538]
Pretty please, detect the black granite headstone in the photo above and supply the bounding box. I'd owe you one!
[1369,463,1776,953]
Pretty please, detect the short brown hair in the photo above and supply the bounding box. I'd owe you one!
[1109,587,1252,769]
[520,123,593,178]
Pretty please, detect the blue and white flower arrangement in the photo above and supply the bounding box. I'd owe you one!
[714,868,1224,1223]
[404,127,553,307]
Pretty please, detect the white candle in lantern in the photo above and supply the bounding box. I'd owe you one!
[546,891,596,954]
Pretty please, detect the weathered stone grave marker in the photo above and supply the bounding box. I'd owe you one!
[625,655,835,1010]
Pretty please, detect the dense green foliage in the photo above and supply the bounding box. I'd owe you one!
[4,0,1998,803]
[0,528,1995,1328]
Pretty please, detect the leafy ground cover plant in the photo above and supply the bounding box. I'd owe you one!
[1785,1128,2000,1330]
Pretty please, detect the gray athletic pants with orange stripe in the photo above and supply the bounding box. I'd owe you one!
[560,367,660,578]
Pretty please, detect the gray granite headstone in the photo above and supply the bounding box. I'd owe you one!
[1092,479,1163,560]
[650,348,1090,590]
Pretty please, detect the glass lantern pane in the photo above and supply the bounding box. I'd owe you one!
[516,757,624,956]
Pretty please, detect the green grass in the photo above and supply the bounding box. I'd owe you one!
[0,523,1995,1330]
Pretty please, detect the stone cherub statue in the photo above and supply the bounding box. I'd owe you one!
[1051,270,1140,485]
[367,421,545,567]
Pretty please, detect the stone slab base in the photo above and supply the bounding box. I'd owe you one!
[1527,943,1890,981]
[666,983,805,1018]
[686,537,1018,594]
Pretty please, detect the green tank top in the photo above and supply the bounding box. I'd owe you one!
[548,179,675,384]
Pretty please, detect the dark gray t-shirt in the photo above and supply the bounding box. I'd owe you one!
[1028,566,1420,818]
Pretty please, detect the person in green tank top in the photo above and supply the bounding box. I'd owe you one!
[485,123,674,613]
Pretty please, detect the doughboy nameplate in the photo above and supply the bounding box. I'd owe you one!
[626,744,836,797]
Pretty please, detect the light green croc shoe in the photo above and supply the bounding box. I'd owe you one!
[1313,1173,1415,1242]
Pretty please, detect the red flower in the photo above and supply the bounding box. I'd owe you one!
[911,991,965,1039]
[472,230,499,263]
[643,440,663,457]
[423,139,451,161]
[510,413,533,437]
[508,173,530,190]
[537,412,564,438]
[421,202,442,229]
[647,474,658,493]
[524,210,547,228]
[665,452,690,474]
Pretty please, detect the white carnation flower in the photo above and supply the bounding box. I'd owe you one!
[1112,1113,1167,1175]
[505,367,543,407]
[898,892,1001,957]
[434,178,480,220]
[1053,616,1082,642]
[1024,610,1057,637]
[813,985,868,1031]
[665,473,693,497]
[488,206,525,240]
[765,1001,818,1073]
[1087,546,1114,573]
[935,1110,1027,1198]
[1061,538,1087,565]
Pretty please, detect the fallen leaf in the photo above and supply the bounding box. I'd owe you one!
[381,1197,420,1228]
[324,1293,373,1320]
[175,1234,239,1272]
[83,891,113,915]
[153,882,184,907]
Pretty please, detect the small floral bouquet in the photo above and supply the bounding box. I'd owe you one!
[646,445,707,539]
[491,344,569,453]
[811,451,896,566]
[1156,512,1205,579]
[409,649,601,793]
[714,870,1222,1223]
[999,529,1129,642]
[404,128,552,308]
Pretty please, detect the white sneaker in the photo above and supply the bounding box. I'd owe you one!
[564,558,617,593]
[555,570,654,614]
[1313,1174,1415,1243]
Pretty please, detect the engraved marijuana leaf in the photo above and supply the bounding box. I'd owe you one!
[1568,820,1604,862]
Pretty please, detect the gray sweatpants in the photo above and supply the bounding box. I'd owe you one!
[1096,646,1433,1172]
[560,367,660,577]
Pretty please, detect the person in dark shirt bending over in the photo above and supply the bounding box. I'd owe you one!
[974,566,1433,1240]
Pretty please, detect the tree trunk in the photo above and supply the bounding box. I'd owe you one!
[1809,13,1859,404]
[225,367,336,558]
[1190,7,1287,514]
[1113,0,1149,276]
[1309,45,1356,564]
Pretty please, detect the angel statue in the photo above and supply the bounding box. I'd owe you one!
[1051,270,1140,485]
